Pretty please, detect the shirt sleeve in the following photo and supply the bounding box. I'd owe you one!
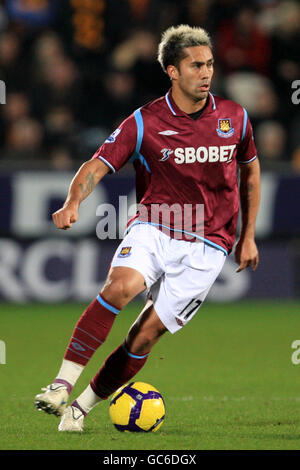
[91,113,137,173]
[236,111,258,164]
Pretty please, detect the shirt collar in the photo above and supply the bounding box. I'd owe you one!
[165,88,216,117]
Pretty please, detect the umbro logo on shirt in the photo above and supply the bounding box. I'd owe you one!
[158,130,179,135]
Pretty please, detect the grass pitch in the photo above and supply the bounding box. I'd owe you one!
[0,300,300,451]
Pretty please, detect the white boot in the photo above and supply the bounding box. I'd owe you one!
[58,405,85,432]
[34,383,69,417]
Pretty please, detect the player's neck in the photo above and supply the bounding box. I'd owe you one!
[171,87,208,114]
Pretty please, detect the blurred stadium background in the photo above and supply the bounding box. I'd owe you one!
[0,0,299,304]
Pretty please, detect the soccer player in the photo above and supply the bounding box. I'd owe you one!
[34,25,260,431]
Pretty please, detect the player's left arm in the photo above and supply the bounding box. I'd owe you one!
[235,158,261,272]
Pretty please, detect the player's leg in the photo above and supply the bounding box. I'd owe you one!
[150,242,226,334]
[58,300,167,431]
[74,241,225,421]
[58,265,146,373]
[34,266,146,416]
[35,224,164,417]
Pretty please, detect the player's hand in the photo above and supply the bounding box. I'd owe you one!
[52,203,79,230]
[234,237,259,273]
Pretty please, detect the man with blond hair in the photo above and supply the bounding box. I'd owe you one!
[35,25,260,431]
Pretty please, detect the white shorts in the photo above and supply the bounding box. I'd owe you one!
[110,224,226,333]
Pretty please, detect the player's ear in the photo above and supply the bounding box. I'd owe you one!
[167,64,179,81]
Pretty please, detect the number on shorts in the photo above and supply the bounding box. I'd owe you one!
[178,298,202,320]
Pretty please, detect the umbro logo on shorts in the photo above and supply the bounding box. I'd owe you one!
[175,317,184,327]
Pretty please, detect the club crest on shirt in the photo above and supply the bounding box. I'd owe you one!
[118,246,132,258]
[159,148,173,161]
[216,119,234,138]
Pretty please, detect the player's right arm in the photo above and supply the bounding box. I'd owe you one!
[53,114,137,230]
[52,159,109,230]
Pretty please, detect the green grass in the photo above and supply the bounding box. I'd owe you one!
[0,300,300,450]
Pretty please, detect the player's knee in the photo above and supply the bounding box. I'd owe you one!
[101,277,134,306]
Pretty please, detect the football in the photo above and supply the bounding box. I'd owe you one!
[109,381,165,432]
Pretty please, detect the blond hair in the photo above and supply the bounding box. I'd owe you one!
[157,24,212,73]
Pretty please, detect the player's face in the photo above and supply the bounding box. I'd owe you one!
[171,46,214,103]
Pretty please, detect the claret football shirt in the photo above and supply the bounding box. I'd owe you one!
[92,89,257,255]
